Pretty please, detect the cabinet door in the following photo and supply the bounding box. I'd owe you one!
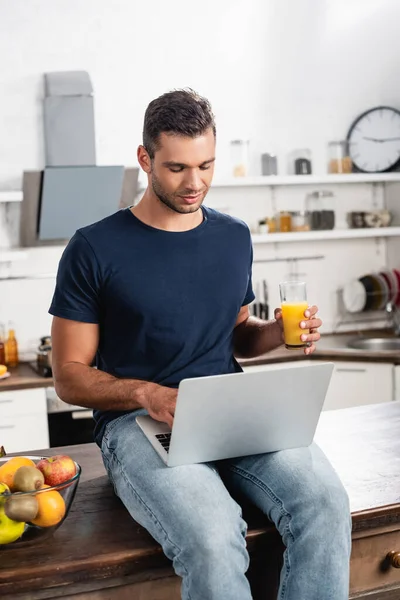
[0,388,47,419]
[323,361,393,411]
[0,388,49,453]
[0,414,49,454]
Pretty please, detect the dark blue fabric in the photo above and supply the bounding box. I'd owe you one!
[49,206,255,445]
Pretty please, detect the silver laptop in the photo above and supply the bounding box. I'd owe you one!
[136,361,334,467]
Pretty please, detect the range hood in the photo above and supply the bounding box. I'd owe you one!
[19,70,139,246]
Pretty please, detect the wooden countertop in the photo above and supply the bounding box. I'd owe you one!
[0,363,54,392]
[0,401,400,598]
[1,329,399,393]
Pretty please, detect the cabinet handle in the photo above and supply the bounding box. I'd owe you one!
[72,410,93,420]
[387,551,400,568]
[0,400,13,404]
[336,368,367,373]
[0,425,15,430]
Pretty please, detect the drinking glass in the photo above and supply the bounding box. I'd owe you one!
[279,281,310,349]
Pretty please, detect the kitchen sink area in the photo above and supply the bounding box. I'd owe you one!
[316,330,400,355]
[346,337,400,352]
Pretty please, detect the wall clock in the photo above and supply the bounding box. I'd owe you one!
[347,106,400,173]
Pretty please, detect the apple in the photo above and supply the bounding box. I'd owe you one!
[36,455,76,487]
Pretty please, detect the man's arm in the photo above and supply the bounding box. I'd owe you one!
[51,317,177,427]
[233,304,322,359]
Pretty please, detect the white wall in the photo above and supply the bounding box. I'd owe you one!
[1,0,400,354]
[1,0,400,187]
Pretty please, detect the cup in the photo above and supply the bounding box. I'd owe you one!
[279,281,310,349]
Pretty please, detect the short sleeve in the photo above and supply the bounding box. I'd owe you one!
[242,238,255,306]
[49,231,101,324]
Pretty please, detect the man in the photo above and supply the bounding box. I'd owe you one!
[50,89,351,599]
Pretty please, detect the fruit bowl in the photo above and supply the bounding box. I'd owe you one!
[0,455,81,547]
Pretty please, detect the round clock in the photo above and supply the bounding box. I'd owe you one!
[347,106,400,173]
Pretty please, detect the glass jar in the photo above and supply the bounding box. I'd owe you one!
[267,216,277,233]
[291,148,312,175]
[230,140,249,177]
[279,211,292,232]
[328,141,352,174]
[290,211,311,232]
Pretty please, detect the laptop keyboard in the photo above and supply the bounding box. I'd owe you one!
[155,433,171,453]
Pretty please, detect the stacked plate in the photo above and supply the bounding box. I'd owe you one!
[342,269,400,313]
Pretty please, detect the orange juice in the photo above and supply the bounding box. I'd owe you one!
[281,301,309,348]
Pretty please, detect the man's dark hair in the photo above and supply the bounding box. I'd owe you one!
[143,89,216,159]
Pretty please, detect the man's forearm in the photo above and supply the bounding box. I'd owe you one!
[233,317,283,359]
[54,362,159,412]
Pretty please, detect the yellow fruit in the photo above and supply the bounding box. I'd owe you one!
[0,365,7,376]
[0,482,25,544]
[0,457,36,491]
[31,485,66,528]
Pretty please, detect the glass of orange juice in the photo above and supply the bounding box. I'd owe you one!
[279,281,310,350]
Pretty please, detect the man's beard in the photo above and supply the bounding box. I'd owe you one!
[151,171,205,215]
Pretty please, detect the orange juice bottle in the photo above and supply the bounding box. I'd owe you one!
[279,282,309,349]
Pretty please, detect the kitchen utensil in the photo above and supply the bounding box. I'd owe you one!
[36,336,52,378]
[347,212,366,228]
[361,274,382,311]
[342,279,366,313]
[261,153,278,176]
[263,280,269,320]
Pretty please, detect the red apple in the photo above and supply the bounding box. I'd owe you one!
[36,455,76,487]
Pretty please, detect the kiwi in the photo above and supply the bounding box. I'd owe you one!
[13,466,44,492]
[5,494,39,522]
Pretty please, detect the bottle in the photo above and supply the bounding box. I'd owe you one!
[5,324,19,368]
[0,324,5,365]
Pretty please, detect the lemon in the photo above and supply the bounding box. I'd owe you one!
[0,365,7,377]
[0,483,25,544]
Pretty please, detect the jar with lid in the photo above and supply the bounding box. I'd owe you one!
[328,141,352,174]
[290,211,311,232]
[230,140,249,177]
[290,149,312,175]
[279,211,292,232]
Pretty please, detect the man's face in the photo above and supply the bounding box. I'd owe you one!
[144,128,216,214]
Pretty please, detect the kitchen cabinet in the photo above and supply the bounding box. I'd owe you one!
[323,361,393,410]
[241,360,394,410]
[0,388,49,453]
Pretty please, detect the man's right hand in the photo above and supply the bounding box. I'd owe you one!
[140,383,178,429]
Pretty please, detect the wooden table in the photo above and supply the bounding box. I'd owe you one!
[1,401,400,600]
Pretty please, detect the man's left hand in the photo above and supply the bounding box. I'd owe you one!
[274,305,322,355]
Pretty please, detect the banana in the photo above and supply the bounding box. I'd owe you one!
[0,482,25,544]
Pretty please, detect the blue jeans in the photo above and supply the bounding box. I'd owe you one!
[101,409,352,600]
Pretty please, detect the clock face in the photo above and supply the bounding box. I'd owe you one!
[347,107,400,173]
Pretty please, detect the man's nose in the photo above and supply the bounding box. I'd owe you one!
[183,169,203,191]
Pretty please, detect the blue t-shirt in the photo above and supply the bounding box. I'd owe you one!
[49,206,255,445]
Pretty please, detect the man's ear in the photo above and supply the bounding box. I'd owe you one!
[137,145,152,174]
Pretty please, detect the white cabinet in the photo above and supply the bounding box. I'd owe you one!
[0,388,49,453]
[318,361,393,410]
[394,366,400,401]
[241,359,394,411]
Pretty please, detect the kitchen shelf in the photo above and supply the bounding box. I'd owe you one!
[213,173,400,188]
[252,226,400,244]
[0,191,23,202]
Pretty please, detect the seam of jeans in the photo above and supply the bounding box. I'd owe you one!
[102,411,133,444]
[227,464,293,599]
[108,448,192,596]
